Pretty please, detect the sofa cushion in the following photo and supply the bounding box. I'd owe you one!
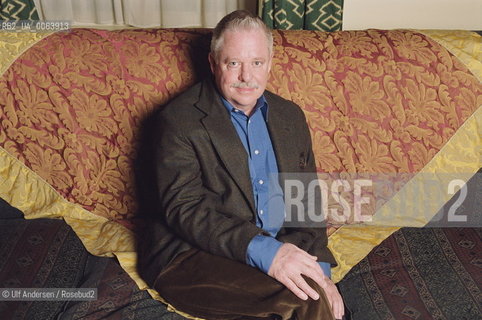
[0,28,480,300]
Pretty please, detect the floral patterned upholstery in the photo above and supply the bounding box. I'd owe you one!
[0,29,480,301]
[1,28,480,224]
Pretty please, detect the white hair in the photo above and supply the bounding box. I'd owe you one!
[210,10,273,62]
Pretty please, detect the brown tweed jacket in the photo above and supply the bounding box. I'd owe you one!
[139,79,336,286]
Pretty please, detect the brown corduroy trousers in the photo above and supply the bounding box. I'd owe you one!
[152,249,335,320]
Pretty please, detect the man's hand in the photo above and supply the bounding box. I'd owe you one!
[268,243,344,319]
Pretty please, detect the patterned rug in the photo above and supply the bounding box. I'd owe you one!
[0,198,185,320]
[338,169,482,320]
[338,227,481,320]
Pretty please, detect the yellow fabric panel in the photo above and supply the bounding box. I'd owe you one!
[421,30,482,81]
[0,147,130,256]
[330,106,481,282]
[329,226,399,280]
[0,31,52,77]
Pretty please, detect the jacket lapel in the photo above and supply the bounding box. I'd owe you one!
[195,80,256,213]
[265,95,295,174]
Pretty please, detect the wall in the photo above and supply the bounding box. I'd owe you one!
[343,0,482,30]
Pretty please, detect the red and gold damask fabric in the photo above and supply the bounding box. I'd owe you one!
[0,29,213,226]
[0,29,480,294]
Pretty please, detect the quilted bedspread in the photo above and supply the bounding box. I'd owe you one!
[0,28,480,319]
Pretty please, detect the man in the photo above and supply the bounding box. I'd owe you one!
[139,10,344,320]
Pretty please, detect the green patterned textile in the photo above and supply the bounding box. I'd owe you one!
[0,0,39,20]
[261,0,343,31]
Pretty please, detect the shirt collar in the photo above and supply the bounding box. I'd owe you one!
[220,95,269,121]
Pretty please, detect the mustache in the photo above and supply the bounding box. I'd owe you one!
[231,82,259,89]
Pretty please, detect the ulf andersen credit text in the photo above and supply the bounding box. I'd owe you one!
[1,288,97,301]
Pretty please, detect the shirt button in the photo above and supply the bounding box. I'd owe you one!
[260,210,264,215]
[248,120,251,124]
[254,150,260,155]
[258,179,264,185]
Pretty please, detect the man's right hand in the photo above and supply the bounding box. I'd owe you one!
[268,243,344,319]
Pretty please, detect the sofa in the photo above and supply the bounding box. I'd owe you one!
[0,27,480,319]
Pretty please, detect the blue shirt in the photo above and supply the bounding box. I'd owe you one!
[221,96,331,278]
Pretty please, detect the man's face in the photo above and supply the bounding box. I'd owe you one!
[209,28,272,114]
